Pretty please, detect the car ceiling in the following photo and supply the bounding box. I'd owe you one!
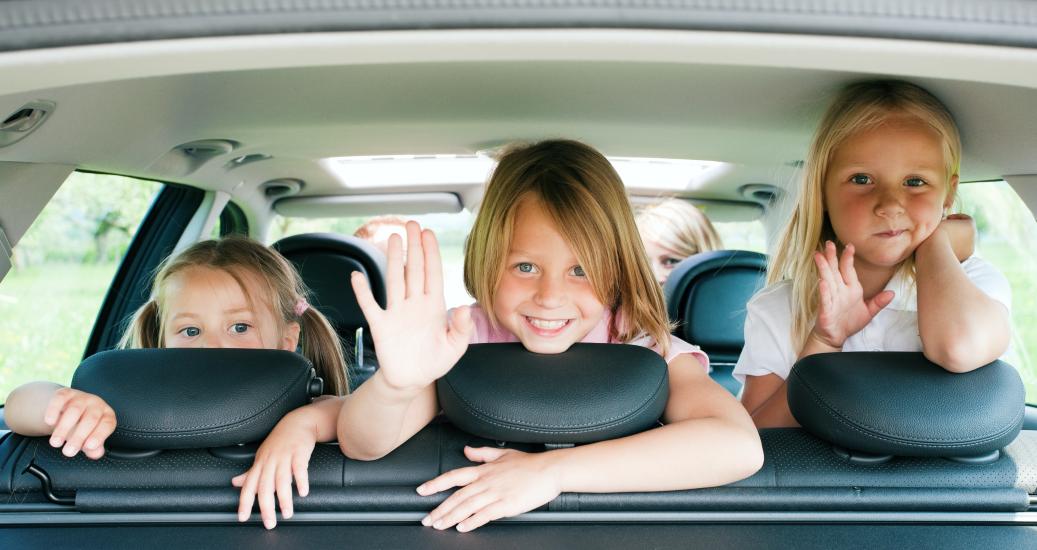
[0,30,1036,218]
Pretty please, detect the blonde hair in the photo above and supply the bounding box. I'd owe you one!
[117,236,349,395]
[464,139,673,354]
[771,79,962,350]
[636,198,723,259]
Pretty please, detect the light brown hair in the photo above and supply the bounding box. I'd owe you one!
[118,236,349,395]
[464,139,673,354]
[636,198,723,259]
[770,79,962,350]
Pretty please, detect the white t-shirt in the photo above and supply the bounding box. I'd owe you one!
[732,256,1012,383]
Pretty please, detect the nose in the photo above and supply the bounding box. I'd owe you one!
[533,273,567,309]
[874,187,905,219]
[199,332,226,349]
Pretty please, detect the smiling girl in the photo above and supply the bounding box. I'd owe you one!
[735,80,1012,428]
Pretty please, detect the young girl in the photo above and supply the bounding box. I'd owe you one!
[636,198,723,285]
[3,236,348,466]
[735,80,1013,428]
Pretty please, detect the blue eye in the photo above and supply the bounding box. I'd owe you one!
[905,177,927,187]
[232,323,250,334]
[571,265,586,277]
[181,327,200,338]
[850,174,871,185]
[517,262,535,273]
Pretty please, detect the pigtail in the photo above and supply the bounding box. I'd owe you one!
[298,307,349,396]
[117,299,162,349]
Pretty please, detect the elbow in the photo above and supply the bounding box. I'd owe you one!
[923,339,989,374]
[737,428,765,480]
[337,438,391,462]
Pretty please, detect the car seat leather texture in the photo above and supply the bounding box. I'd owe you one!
[663,250,767,394]
[273,232,387,389]
[437,343,669,444]
[71,348,322,449]
[788,352,1025,457]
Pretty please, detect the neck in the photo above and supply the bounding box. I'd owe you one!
[851,257,898,300]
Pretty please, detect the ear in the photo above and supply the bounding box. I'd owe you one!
[945,174,960,209]
[280,321,301,351]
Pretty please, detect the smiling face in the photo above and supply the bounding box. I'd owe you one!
[491,197,608,354]
[823,115,957,271]
[160,266,299,351]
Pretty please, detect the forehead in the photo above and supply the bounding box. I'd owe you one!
[162,266,268,314]
[832,117,946,165]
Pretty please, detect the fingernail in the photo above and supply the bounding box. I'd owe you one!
[433,520,443,530]
[238,513,247,522]
[421,515,432,526]
[264,519,275,530]
[284,511,293,520]
[85,439,98,450]
[49,436,62,447]
[62,445,78,457]
[416,484,427,495]
[457,523,469,533]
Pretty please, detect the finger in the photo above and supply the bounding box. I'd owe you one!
[817,278,832,317]
[351,272,384,325]
[43,391,73,427]
[258,460,279,529]
[385,232,405,307]
[433,490,499,531]
[463,446,510,464]
[404,221,425,298]
[425,482,487,527]
[231,472,247,488]
[447,306,475,351]
[82,414,116,458]
[63,409,102,457]
[839,243,858,287]
[422,229,445,301]
[50,405,85,449]
[457,500,511,533]
[237,470,258,522]
[292,453,310,498]
[867,290,896,317]
[416,466,481,496]
[825,240,839,275]
[275,462,294,520]
[813,252,836,297]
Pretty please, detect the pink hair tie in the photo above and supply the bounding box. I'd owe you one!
[294,299,309,316]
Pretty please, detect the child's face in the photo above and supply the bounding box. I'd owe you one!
[492,197,607,354]
[642,238,684,285]
[161,266,299,351]
[824,116,956,270]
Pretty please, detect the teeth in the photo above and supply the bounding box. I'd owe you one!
[528,317,567,330]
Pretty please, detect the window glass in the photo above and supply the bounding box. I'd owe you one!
[0,172,162,398]
[269,211,476,309]
[713,220,767,253]
[956,181,1037,402]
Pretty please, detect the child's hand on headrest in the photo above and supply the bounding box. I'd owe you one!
[43,388,116,460]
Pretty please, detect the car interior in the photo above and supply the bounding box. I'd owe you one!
[2,1,1037,547]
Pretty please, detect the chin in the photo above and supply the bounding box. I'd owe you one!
[518,336,576,355]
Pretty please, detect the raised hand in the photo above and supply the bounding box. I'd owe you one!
[43,388,117,460]
[351,221,474,392]
[811,241,894,349]
[417,446,562,532]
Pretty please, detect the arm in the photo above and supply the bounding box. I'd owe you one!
[916,220,1011,372]
[418,355,764,532]
[337,221,473,461]
[4,381,115,459]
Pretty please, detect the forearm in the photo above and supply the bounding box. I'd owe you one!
[749,385,798,428]
[4,382,63,436]
[916,231,1011,371]
[282,396,345,443]
[547,416,763,493]
[337,371,436,460]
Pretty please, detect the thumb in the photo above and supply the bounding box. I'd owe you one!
[866,290,895,317]
[464,445,510,464]
[447,306,475,345]
[231,472,247,487]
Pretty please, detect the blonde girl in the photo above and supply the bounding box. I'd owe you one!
[735,80,1012,428]
[636,198,723,285]
[235,139,763,530]
[4,236,348,462]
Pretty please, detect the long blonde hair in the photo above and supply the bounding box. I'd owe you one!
[464,139,673,354]
[636,198,723,259]
[118,236,349,395]
[771,79,962,350]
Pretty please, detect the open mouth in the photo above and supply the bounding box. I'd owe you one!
[524,315,572,336]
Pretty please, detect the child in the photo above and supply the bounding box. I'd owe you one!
[636,198,723,285]
[237,139,763,530]
[3,236,349,463]
[735,80,1012,428]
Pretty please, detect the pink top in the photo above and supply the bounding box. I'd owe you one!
[460,304,710,371]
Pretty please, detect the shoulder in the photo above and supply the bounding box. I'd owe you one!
[746,281,793,322]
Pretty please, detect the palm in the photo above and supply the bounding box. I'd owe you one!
[352,223,471,391]
[813,242,893,348]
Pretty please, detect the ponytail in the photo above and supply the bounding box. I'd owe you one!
[118,300,162,349]
[298,307,349,396]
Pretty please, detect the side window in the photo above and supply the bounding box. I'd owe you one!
[0,172,162,398]
[956,181,1037,403]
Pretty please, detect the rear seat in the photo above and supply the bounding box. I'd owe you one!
[273,233,386,391]
[663,250,767,395]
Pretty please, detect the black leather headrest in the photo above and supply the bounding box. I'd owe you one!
[71,349,322,450]
[273,232,387,336]
[663,250,766,365]
[437,343,669,444]
[788,352,1024,457]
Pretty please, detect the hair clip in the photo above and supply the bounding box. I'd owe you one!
[294,299,309,316]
